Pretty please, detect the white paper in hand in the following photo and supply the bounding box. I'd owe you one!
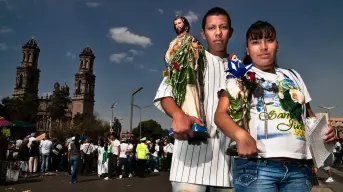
[306,113,335,168]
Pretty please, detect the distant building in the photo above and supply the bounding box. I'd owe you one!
[12,38,96,132]
[316,113,343,138]
[330,117,343,138]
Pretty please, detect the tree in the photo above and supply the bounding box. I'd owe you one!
[47,82,71,132]
[71,112,110,140]
[48,83,71,121]
[132,119,168,139]
[1,96,38,122]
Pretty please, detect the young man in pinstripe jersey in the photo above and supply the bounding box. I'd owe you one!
[154,7,234,192]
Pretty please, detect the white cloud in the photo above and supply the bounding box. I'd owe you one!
[0,42,8,51]
[158,8,163,14]
[129,49,143,55]
[66,52,77,60]
[185,11,199,24]
[110,49,144,63]
[109,27,152,48]
[85,2,101,8]
[175,10,199,24]
[0,27,13,34]
[126,57,134,62]
[109,53,134,63]
[175,10,182,15]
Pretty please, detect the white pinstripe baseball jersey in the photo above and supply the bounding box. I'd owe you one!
[154,51,233,187]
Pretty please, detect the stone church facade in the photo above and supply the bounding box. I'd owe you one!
[12,38,96,132]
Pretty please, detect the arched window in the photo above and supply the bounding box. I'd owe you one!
[77,80,82,93]
[18,74,23,88]
[80,60,84,69]
[27,53,31,62]
[29,52,33,62]
[77,80,81,89]
[87,83,91,93]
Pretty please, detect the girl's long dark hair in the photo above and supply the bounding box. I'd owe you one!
[243,21,278,67]
[74,134,80,150]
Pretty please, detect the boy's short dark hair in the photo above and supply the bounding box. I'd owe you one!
[202,7,231,30]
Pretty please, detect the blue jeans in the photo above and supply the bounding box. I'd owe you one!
[153,156,159,169]
[70,155,81,183]
[118,158,128,175]
[40,154,50,172]
[233,158,313,192]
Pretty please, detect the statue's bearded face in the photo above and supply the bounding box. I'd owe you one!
[174,18,186,35]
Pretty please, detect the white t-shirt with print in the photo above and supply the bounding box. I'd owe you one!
[152,145,159,157]
[111,139,120,156]
[81,143,94,155]
[248,67,312,159]
[119,143,129,158]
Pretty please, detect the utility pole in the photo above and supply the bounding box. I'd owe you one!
[133,104,152,138]
[109,102,117,133]
[130,87,143,132]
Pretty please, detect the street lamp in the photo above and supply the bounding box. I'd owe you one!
[109,102,117,124]
[133,104,152,138]
[318,105,338,121]
[130,87,143,132]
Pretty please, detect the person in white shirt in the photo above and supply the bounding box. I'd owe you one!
[214,21,336,192]
[151,140,160,173]
[27,133,37,148]
[127,139,134,178]
[154,7,234,192]
[163,140,174,171]
[118,139,132,178]
[80,138,94,175]
[105,135,120,180]
[40,135,53,172]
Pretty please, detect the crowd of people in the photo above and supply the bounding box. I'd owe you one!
[1,132,174,184]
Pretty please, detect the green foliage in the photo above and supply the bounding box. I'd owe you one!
[47,87,71,121]
[132,119,168,139]
[70,112,110,140]
[1,97,38,122]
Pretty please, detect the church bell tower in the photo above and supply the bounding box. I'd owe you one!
[71,47,96,117]
[13,38,40,100]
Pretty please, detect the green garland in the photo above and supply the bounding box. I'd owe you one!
[166,34,206,108]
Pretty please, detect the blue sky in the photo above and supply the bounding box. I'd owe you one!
[0,0,342,131]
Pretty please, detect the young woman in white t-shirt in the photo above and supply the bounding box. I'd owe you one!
[214,21,336,192]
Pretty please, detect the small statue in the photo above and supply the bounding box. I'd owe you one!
[164,16,207,139]
[224,55,254,155]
